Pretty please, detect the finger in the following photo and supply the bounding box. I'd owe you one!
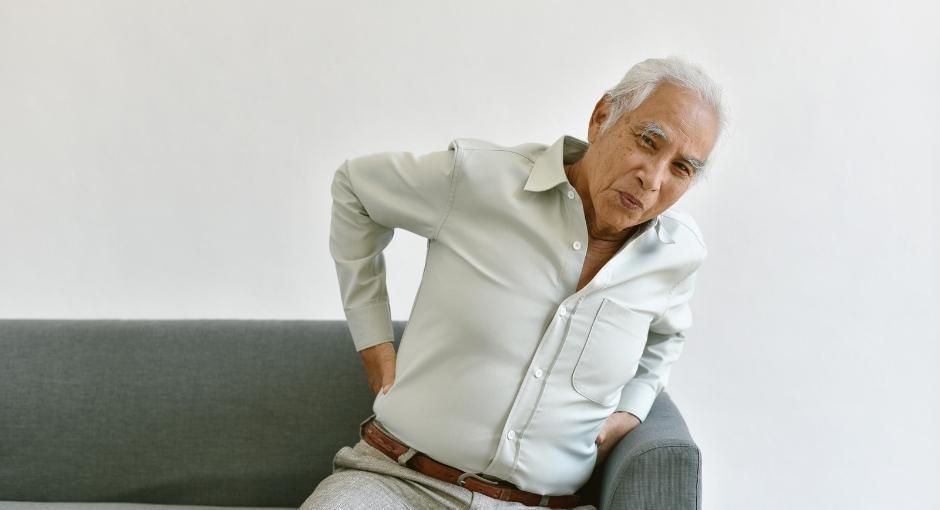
[382,383,392,394]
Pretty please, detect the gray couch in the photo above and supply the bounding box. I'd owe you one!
[0,320,702,509]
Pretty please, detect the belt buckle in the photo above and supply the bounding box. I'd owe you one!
[456,471,502,487]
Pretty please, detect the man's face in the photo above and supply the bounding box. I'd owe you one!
[575,81,719,239]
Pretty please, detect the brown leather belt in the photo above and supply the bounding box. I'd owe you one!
[359,415,581,508]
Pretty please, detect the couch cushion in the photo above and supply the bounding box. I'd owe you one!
[0,320,404,507]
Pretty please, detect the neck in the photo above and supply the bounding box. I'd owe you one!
[565,161,636,251]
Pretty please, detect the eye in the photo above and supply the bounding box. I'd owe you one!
[674,163,693,177]
[637,133,656,149]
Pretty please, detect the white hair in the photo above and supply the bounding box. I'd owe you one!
[599,56,728,182]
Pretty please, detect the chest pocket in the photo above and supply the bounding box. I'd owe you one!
[571,297,652,406]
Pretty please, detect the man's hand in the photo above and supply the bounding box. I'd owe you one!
[594,411,641,466]
[359,341,397,395]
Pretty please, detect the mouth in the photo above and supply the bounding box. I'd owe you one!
[618,191,643,210]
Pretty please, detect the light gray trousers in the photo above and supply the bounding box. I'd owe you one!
[298,438,598,510]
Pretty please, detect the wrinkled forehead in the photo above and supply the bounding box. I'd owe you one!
[629,86,719,159]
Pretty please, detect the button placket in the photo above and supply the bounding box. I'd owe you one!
[483,322,558,478]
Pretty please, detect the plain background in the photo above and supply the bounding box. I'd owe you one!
[2,1,938,509]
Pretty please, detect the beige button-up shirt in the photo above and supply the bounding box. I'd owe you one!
[329,134,707,495]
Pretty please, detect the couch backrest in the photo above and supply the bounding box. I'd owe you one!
[0,319,403,507]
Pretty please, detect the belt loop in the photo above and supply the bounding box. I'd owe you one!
[396,447,417,465]
[539,495,550,506]
[358,413,376,440]
[456,472,501,487]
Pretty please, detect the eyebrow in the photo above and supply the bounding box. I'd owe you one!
[637,121,707,170]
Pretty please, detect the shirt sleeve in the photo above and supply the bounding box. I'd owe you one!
[615,256,705,421]
[328,147,458,352]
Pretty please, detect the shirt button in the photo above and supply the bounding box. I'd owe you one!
[572,241,582,250]
[559,305,567,317]
[533,368,544,378]
[567,190,575,199]
[507,430,517,440]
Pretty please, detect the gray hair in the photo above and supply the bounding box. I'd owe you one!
[599,56,728,182]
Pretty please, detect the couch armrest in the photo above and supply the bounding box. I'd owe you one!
[597,392,702,510]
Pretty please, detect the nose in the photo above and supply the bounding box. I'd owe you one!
[637,157,669,192]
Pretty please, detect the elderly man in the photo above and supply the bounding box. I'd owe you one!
[302,56,725,510]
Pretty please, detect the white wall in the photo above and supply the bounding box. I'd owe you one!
[2,1,937,508]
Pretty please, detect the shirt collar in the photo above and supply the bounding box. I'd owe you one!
[524,134,674,244]
[524,134,586,193]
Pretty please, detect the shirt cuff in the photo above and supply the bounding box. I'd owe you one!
[345,300,394,352]
[615,382,659,423]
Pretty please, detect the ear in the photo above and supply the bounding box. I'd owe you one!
[587,95,612,144]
